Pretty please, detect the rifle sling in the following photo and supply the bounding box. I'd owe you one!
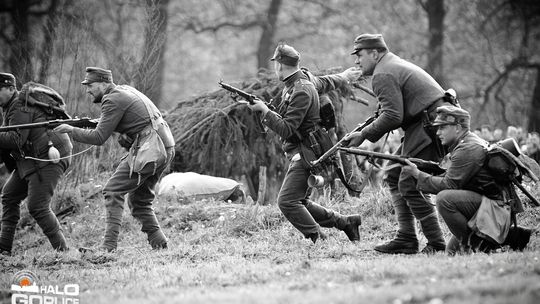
[331,159,365,194]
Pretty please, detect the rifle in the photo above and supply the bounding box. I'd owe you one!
[339,147,446,175]
[218,80,276,110]
[310,114,376,167]
[0,117,98,132]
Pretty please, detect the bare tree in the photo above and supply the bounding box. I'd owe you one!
[419,0,446,86]
[134,0,170,106]
[478,0,540,132]
[0,0,59,84]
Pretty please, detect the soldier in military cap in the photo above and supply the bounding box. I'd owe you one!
[402,106,533,254]
[0,72,72,255]
[54,67,175,252]
[248,43,363,243]
[344,33,456,254]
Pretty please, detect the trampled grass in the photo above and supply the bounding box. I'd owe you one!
[0,181,539,304]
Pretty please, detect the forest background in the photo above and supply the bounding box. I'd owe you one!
[1,0,539,199]
[1,1,540,303]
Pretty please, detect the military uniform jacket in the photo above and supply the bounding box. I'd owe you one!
[71,84,173,148]
[363,52,445,156]
[262,70,348,154]
[0,92,72,178]
[416,131,499,198]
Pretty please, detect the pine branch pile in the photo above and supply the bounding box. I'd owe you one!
[164,68,370,198]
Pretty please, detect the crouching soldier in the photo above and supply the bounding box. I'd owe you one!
[0,73,72,254]
[402,106,533,254]
[54,67,175,252]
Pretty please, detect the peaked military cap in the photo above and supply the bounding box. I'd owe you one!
[350,33,388,55]
[432,105,470,128]
[81,67,113,85]
[0,73,16,87]
[270,44,300,66]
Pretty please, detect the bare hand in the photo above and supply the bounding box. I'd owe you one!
[343,131,365,147]
[339,67,363,82]
[248,98,270,115]
[402,159,420,179]
[53,124,74,134]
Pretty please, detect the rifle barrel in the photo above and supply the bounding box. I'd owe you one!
[0,118,98,132]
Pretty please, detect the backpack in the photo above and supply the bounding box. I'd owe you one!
[19,82,70,119]
[301,67,336,130]
[483,138,540,215]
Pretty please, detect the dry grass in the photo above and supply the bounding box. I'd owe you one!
[0,180,539,304]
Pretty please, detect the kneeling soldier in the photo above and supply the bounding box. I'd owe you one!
[402,106,533,254]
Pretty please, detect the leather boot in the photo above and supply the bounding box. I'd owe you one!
[502,226,532,251]
[342,215,362,242]
[48,230,68,251]
[307,230,327,244]
[148,229,168,249]
[374,238,419,254]
[463,232,499,253]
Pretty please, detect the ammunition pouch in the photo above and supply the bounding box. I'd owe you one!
[298,127,336,188]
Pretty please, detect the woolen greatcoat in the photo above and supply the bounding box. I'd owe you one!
[362,52,450,251]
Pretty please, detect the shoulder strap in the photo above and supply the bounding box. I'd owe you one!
[122,85,162,130]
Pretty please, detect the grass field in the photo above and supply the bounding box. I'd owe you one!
[0,179,539,304]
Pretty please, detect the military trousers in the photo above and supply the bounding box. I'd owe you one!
[435,189,482,243]
[0,163,67,252]
[384,144,445,248]
[277,155,349,238]
[101,148,174,250]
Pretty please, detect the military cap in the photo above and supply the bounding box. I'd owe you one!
[350,34,388,55]
[81,67,113,85]
[0,73,16,87]
[270,44,300,66]
[432,105,470,128]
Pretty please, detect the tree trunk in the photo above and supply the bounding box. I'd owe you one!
[38,0,59,83]
[10,0,34,84]
[138,0,169,106]
[424,0,446,87]
[527,68,540,133]
[257,0,282,70]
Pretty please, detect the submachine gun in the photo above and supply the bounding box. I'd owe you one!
[218,80,275,110]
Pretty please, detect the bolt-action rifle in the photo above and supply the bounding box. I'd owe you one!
[0,117,99,132]
[339,147,446,175]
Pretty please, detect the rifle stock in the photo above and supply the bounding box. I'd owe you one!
[0,118,99,132]
[311,115,376,166]
[339,147,446,175]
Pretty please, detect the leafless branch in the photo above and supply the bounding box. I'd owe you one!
[185,18,262,33]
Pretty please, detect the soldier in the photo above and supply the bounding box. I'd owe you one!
[0,73,72,254]
[345,34,455,254]
[402,106,533,254]
[54,67,175,252]
[248,44,362,243]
